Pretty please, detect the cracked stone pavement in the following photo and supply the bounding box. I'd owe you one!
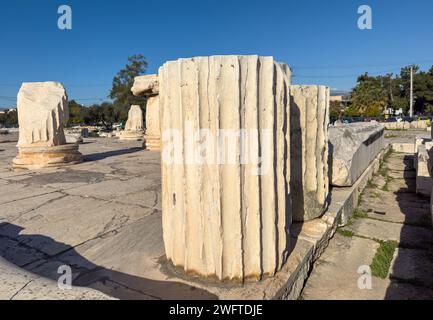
[0,138,215,300]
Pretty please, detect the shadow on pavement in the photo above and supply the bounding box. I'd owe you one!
[84,147,143,162]
[0,222,218,300]
[385,154,433,299]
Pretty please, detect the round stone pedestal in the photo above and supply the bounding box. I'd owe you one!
[119,130,144,141]
[144,135,160,151]
[12,144,83,170]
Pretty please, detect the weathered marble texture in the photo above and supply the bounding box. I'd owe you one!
[124,105,144,132]
[290,85,330,222]
[131,75,161,150]
[13,82,82,169]
[416,144,432,197]
[278,62,292,85]
[159,55,291,281]
[329,123,385,187]
[131,74,159,97]
[144,96,161,151]
[384,121,428,130]
[411,120,428,129]
[16,82,68,147]
[65,133,83,144]
[119,105,144,141]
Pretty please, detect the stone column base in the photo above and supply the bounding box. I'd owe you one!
[12,144,83,170]
[144,135,160,151]
[119,131,144,141]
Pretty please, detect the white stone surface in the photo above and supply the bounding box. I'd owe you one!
[16,82,68,147]
[13,82,82,169]
[131,75,159,96]
[159,55,292,281]
[0,257,114,300]
[415,144,432,196]
[119,105,144,141]
[124,105,144,132]
[131,75,161,150]
[329,123,385,187]
[290,85,330,221]
[392,143,415,154]
[144,96,160,151]
[65,133,83,144]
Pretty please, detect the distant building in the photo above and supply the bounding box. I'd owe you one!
[330,95,343,102]
[330,91,351,103]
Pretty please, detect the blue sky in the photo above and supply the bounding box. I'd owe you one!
[1,0,433,107]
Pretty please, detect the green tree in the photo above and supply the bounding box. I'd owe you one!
[84,102,119,130]
[68,100,87,125]
[0,109,18,127]
[350,73,387,117]
[413,70,433,115]
[109,54,148,121]
[330,100,343,121]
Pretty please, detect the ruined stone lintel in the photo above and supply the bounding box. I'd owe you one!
[159,55,292,281]
[13,81,82,170]
[290,85,330,222]
[329,123,385,187]
[131,74,159,97]
[119,105,144,141]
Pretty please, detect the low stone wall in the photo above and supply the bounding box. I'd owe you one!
[329,123,385,187]
[384,120,429,130]
[414,139,433,226]
[415,144,432,197]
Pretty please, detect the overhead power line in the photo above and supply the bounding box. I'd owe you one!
[0,83,111,87]
[291,58,433,70]
[0,96,108,102]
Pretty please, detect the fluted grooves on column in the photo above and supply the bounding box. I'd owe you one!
[289,85,330,222]
[159,56,291,281]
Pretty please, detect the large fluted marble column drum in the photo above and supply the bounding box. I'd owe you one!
[289,85,330,222]
[159,55,292,281]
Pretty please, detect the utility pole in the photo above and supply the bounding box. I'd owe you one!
[410,65,414,117]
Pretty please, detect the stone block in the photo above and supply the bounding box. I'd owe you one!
[289,85,330,221]
[131,74,159,97]
[329,123,385,187]
[415,144,433,197]
[65,133,83,144]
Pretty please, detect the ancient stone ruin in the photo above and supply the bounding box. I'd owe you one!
[159,55,293,281]
[12,82,82,170]
[132,75,161,150]
[383,120,428,130]
[119,105,145,141]
[329,122,385,187]
[290,85,330,221]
